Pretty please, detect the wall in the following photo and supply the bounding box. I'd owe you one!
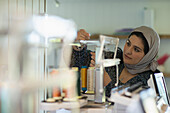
[47,0,170,35]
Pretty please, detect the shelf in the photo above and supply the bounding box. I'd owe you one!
[90,34,127,39]
[159,34,170,39]
[163,73,170,77]
[90,34,170,39]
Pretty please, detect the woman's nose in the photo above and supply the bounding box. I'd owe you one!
[126,47,132,55]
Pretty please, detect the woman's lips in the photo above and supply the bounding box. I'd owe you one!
[124,54,132,59]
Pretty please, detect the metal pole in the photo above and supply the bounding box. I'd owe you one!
[32,0,33,15]
[24,0,26,16]
[44,0,46,13]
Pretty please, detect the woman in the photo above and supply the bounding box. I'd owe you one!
[71,26,160,97]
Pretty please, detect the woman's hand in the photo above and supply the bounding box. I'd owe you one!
[73,29,90,51]
[76,29,90,41]
[90,52,95,67]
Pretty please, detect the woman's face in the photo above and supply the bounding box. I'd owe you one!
[123,35,145,65]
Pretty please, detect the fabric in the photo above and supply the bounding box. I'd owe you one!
[125,26,160,74]
[70,46,92,69]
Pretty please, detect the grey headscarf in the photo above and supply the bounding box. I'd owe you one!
[124,26,160,74]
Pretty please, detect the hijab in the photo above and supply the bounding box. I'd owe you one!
[124,26,160,74]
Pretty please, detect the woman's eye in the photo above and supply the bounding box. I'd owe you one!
[134,48,140,52]
[126,41,130,46]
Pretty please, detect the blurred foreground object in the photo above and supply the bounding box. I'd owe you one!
[108,83,160,113]
[0,12,78,113]
[157,54,170,65]
[157,54,170,72]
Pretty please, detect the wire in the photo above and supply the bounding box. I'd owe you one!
[115,64,119,87]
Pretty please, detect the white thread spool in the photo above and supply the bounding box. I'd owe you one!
[86,67,95,93]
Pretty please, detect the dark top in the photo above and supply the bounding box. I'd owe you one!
[70,46,92,70]
[71,47,153,97]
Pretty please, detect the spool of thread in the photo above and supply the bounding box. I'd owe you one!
[46,68,54,101]
[46,88,53,100]
[50,69,62,100]
[86,67,95,94]
[81,66,87,93]
[72,67,81,96]
[53,87,61,99]
[62,69,77,100]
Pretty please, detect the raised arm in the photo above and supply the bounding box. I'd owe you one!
[70,29,92,69]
